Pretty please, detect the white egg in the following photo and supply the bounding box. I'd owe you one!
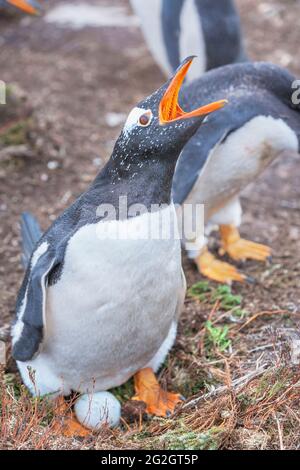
[74,392,121,430]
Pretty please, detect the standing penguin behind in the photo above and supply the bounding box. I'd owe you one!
[172,61,300,284]
[11,57,226,434]
[130,0,246,81]
[0,0,40,15]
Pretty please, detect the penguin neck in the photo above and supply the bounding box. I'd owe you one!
[91,154,177,212]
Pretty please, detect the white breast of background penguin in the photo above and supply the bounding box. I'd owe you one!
[185,115,298,221]
[30,204,182,394]
[130,0,206,81]
[179,0,206,80]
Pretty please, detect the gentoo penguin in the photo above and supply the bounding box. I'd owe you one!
[0,0,40,15]
[130,0,246,81]
[11,57,226,433]
[172,61,300,284]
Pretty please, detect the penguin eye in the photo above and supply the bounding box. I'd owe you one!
[138,110,152,127]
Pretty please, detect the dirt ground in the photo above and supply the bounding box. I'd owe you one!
[0,0,300,450]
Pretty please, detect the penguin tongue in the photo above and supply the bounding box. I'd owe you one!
[159,56,227,125]
[6,0,39,14]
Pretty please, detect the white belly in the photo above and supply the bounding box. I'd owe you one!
[20,205,182,394]
[130,0,206,81]
[185,116,298,222]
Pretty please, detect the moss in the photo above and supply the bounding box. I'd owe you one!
[157,424,224,450]
[0,119,31,147]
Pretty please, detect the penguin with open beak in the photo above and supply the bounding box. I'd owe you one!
[172,61,300,284]
[130,0,246,81]
[11,57,226,434]
[1,0,40,15]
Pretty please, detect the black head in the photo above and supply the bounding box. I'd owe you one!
[111,57,227,165]
[93,57,227,209]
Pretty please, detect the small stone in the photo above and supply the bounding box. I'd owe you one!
[122,400,147,423]
[0,341,6,366]
[220,409,232,419]
[40,173,49,182]
[0,145,34,160]
[289,226,299,241]
[105,112,126,128]
[47,160,59,170]
[92,157,102,167]
[0,324,10,342]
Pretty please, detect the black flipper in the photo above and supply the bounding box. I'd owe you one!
[21,212,42,269]
[13,247,58,361]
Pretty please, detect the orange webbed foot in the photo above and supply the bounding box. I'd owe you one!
[52,396,90,437]
[132,368,182,417]
[219,225,272,262]
[195,247,247,284]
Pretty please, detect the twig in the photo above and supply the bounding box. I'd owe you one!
[284,405,300,425]
[248,343,274,353]
[237,311,287,332]
[273,412,284,450]
[182,364,271,410]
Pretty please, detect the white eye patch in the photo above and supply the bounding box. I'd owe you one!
[123,107,153,135]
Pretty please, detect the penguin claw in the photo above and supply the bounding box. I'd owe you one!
[246,275,256,285]
[132,368,182,418]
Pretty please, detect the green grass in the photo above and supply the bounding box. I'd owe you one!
[211,285,242,310]
[205,320,231,354]
[111,379,135,403]
[188,282,248,319]
[187,281,211,301]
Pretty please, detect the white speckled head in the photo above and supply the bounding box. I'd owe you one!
[123,107,153,136]
[115,57,226,164]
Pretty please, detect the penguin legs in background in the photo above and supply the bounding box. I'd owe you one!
[196,245,247,284]
[218,224,272,262]
[194,198,271,284]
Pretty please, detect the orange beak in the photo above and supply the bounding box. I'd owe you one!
[159,56,228,125]
[7,0,39,15]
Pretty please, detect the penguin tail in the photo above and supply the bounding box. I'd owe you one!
[20,212,42,269]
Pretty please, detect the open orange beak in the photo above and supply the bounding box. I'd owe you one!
[159,56,227,125]
[7,0,39,15]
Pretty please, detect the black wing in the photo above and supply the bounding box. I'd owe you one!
[21,212,43,268]
[12,244,59,361]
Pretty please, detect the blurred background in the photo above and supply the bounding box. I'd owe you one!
[0,0,299,327]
